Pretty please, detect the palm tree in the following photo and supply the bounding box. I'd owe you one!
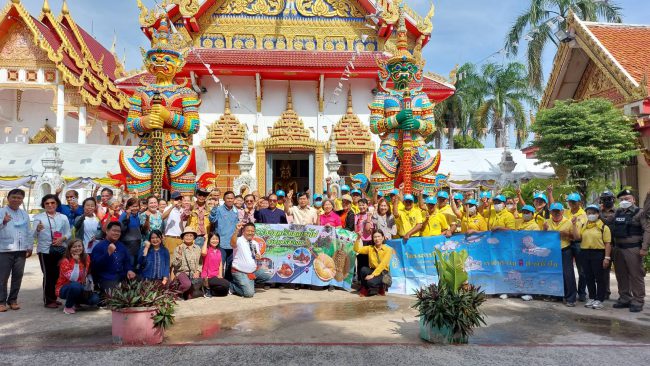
[475,62,539,148]
[505,0,622,89]
[432,63,486,148]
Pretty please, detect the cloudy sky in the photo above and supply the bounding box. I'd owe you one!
[16,0,650,145]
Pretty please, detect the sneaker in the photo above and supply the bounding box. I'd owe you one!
[203,288,212,298]
[565,302,576,307]
[591,300,604,309]
[63,307,76,314]
[584,299,596,308]
[613,302,631,309]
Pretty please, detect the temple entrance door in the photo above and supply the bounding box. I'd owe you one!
[266,153,314,201]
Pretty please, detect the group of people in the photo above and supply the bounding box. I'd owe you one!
[0,182,646,314]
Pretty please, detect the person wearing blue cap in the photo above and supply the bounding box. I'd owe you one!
[392,193,424,242]
[571,204,612,310]
[518,205,540,231]
[564,192,588,302]
[486,195,516,230]
[421,196,452,237]
[275,190,287,211]
[532,190,550,229]
[544,202,577,306]
[350,189,362,215]
[435,191,459,232]
[451,199,487,233]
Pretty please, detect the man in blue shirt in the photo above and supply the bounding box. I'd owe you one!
[209,191,239,279]
[257,194,288,224]
[90,222,135,294]
[56,189,84,227]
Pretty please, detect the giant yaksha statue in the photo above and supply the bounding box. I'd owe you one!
[369,5,441,195]
[116,19,200,197]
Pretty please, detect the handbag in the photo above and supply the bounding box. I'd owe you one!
[47,215,66,256]
[374,248,392,287]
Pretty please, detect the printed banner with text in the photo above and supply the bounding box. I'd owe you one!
[386,231,564,296]
[253,224,358,290]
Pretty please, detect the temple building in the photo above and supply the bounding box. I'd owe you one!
[0,0,129,145]
[116,0,455,194]
[538,11,650,192]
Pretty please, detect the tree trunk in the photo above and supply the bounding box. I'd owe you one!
[448,125,455,149]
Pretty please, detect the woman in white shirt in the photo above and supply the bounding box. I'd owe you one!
[34,194,71,309]
[73,198,99,253]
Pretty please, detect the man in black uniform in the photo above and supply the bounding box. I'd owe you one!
[599,191,616,299]
[611,190,647,312]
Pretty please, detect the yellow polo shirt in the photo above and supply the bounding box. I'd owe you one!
[533,210,546,229]
[580,220,611,250]
[546,217,573,249]
[519,219,541,231]
[565,208,587,230]
[422,211,449,237]
[353,241,392,276]
[438,204,458,228]
[486,210,516,230]
[395,207,424,237]
[460,214,487,233]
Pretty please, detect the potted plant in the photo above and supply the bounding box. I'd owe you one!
[413,249,486,344]
[105,280,178,345]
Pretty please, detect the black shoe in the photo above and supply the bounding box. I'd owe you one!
[613,302,631,309]
[263,285,271,290]
[328,285,334,292]
[578,295,587,302]
[630,305,643,313]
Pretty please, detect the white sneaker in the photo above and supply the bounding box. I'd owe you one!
[584,299,596,308]
[591,300,604,310]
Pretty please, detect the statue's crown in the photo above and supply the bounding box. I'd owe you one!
[148,19,186,58]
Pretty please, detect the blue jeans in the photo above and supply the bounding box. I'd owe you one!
[59,282,100,308]
[230,268,272,298]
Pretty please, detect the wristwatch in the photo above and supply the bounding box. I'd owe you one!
[604,257,611,260]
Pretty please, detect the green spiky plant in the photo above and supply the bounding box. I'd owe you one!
[413,249,486,344]
[105,279,179,330]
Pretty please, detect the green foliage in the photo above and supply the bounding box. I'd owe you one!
[501,178,574,205]
[504,0,623,89]
[413,249,486,342]
[106,280,178,330]
[453,135,484,149]
[532,99,638,198]
[644,255,650,273]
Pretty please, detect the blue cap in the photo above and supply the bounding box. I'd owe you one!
[479,191,492,199]
[533,193,548,203]
[494,195,507,203]
[453,193,464,200]
[550,202,564,211]
[437,191,449,199]
[466,199,478,206]
[586,204,600,212]
[521,204,535,213]
[403,194,415,202]
[422,191,431,197]
[341,185,350,192]
[276,190,286,197]
[313,194,323,201]
[425,196,437,205]
[390,189,399,195]
[351,189,362,196]
[377,191,384,197]
[567,193,581,202]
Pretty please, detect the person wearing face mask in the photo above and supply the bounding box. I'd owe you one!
[486,195,515,230]
[564,193,588,302]
[598,190,616,299]
[313,194,324,215]
[393,193,424,243]
[518,205,540,231]
[543,202,576,306]
[571,205,611,310]
[611,190,647,313]
[454,199,487,233]
[421,197,452,238]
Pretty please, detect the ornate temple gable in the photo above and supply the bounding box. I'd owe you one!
[201,94,246,151]
[216,0,365,19]
[0,22,52,69]
[332,87,374,152]
[261,83,322,150]
[29,124,55,144]
[574,61,626,107]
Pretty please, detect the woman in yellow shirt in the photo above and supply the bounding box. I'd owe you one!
[353,230,393,297]
[543,202,576,306]
[453,199,487,233]
[519,205,540,231]
[422,197,453,237]
[571,204,611,310]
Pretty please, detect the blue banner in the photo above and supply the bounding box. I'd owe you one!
[386,231,564,296]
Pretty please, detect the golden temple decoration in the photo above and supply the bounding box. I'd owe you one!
[202,94,246,152]
[295,0,364,18]
[137,0,160,28]
[260,83,323,150]
[332,88,375,153]
[218,0,286,16]
[162,0,200,18]
[416,2,435,35]
[377,0,400,24]
[29,124,55,144]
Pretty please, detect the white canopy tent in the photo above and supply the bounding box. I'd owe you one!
[434,148,554,183]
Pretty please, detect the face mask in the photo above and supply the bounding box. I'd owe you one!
[587,214,598,222]
[619,200,633,209]
[468,206,477,215]
[314,202,322,208]
[506,204,514,211]
[522,213,533,221]
[494,203,505,212]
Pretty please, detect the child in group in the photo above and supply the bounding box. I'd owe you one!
[201,233,230,297]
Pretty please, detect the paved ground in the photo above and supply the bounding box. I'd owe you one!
[1,256,649,365]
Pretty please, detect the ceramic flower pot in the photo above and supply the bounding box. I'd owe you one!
[112,307,164,345]
[418,317,468,344]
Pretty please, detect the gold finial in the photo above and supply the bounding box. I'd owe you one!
[61,0,69,15]
[286,82,293,111]
[42,0,51,13]
[346,87,353,114]
[11,0,20,4]
[224,92,231,114]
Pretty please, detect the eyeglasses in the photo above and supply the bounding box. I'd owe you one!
[66,196,76,200]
